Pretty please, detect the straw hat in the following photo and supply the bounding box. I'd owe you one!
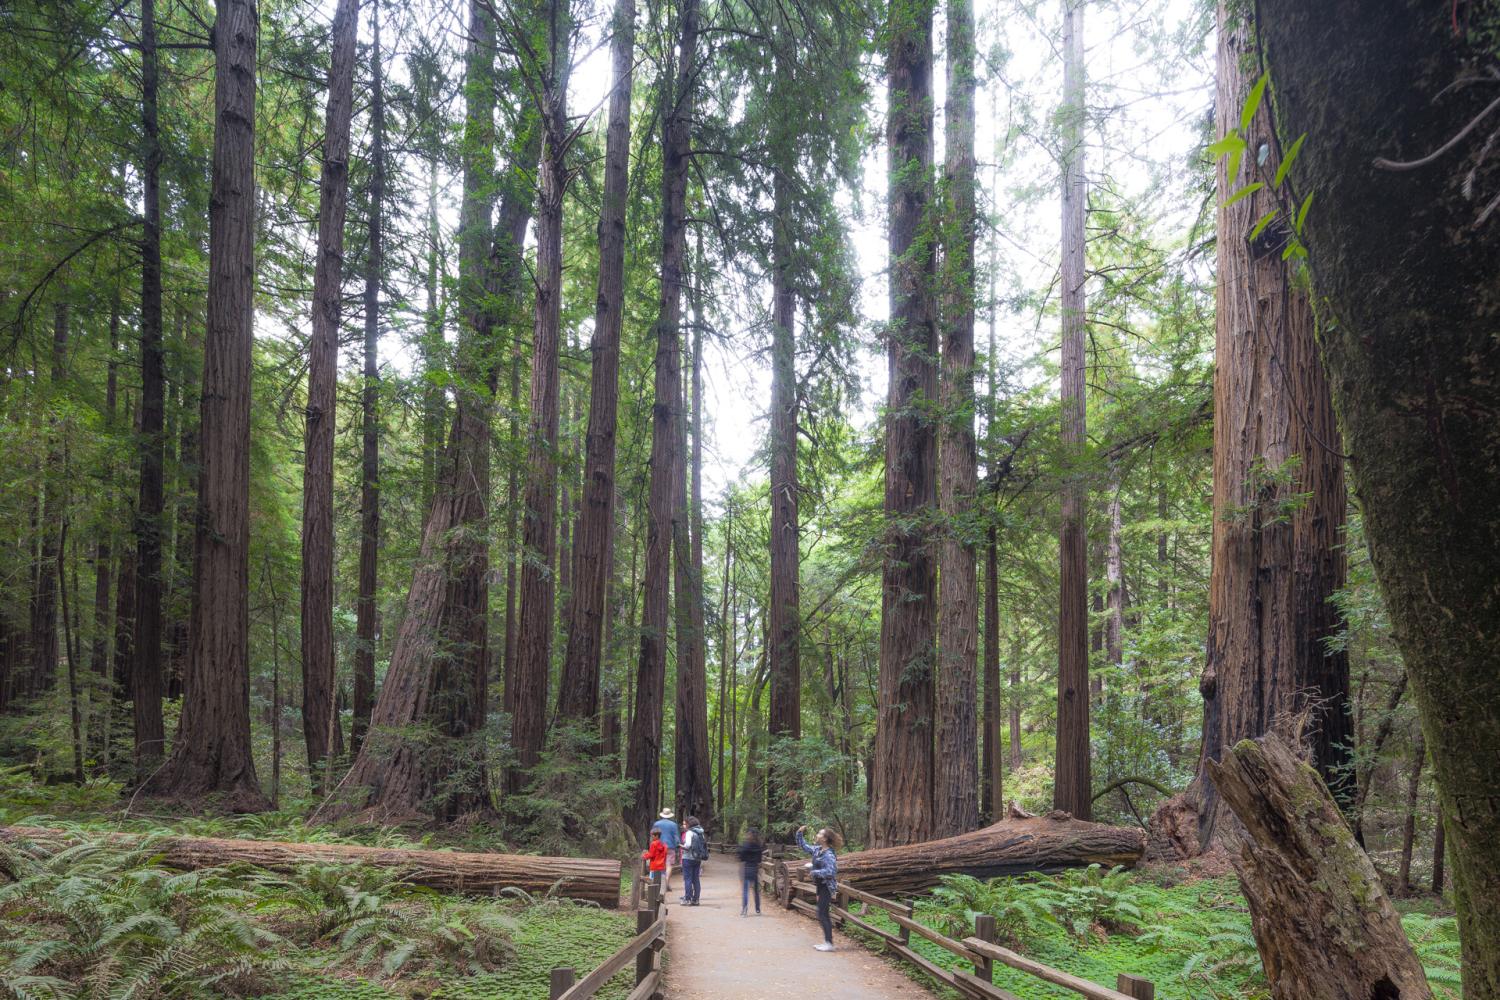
[659,808,674,819]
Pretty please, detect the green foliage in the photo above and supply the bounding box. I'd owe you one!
[917,874,1053,947]
[501,724,635,857]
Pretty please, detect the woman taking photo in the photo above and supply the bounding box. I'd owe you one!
[795,825,842,951]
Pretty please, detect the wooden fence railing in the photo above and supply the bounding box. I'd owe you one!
[549,867,666,1000]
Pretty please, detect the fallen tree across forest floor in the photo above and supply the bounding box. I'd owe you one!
[837,809,1146,897]
[0,825,622,907]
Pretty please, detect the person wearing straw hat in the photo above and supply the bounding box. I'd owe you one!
[650,808,681,894]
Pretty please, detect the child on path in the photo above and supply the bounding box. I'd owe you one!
[796,825,842,952]
[737,827,764,916]
[680,816,707,905]
[642,828,668,884]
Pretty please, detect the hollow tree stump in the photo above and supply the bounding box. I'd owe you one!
[1206,734,1432,1000]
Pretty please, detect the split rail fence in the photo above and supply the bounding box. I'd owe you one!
[712,841,1156,1000]
[548,868,665,1000]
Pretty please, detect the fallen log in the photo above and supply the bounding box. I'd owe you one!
[836,809,1145,897]
[1206,734,1431,1000]
[0,825,621,908]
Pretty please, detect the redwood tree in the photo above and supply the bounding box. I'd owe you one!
[300,0,358,793]
[871,0,937,849]
[139,0,268,811]
[1250,1,1498,989]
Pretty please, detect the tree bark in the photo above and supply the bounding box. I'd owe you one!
[1105,481,1123,667]
[352,0,384,757]
[935,0,979,839]
[982,526,1001,820]
[511,0,571,794]
[839,809,1144,897]
[1205,734,1432,1000]
[1397,731,1425,896]
[625,0,699,837]
[1196,2,1350,847]
[0,827,621,906]
[872,0,937,850]
[139,0,268,811]
[300,0,358,795]
[556,0,635,735]
[1053,0,1091,823]
[90,299,119,754]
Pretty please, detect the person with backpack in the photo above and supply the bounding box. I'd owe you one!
[737,827,765,916]
[680,815,708,905]
[796,824,842,951]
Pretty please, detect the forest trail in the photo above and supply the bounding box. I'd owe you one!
[660,859,934,999]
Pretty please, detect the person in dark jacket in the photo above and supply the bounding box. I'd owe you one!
[737,827,765,916]
[680,816,707,905]
[796,825,842,951]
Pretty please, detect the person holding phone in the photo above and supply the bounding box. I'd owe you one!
[796,824,842,951]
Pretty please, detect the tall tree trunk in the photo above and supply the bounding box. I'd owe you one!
[420,118,444,513]
[1195,2,1350,846]
[673,258,712,826]
[1054,0,1091,822]
[982,526,1001,819]
[625,0,699,836]
[557,0,635,734]
[300,0,358,795]
[90,300,119,754]
[511,0,571,794]
[871,0,938,850]
[132,0,166,777]
[1432,815,1445,895]
[716,508,731,813]
[1398,731,1426,896]
[766,48,801,827]
[1105,480,1124,667]
[140,0,268,810]
[353,0,384,756]
[31,303,68,703]
[935,0,979,839]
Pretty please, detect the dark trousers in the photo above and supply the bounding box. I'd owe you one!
[816,881,834,943]
[741,868,761,912]
[682,858,702,902]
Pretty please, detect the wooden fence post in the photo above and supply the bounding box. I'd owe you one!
[1117,973,1155,999]
[549,967,575,999]
[647,879,661,917]
[973,913,997,982]
[635,907,655,984]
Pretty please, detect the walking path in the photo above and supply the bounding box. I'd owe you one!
[660,857,935,999]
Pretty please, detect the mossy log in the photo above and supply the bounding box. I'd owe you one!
[1206,734,1431,1000]
[0,825,621,907]
[837,809,1144,897]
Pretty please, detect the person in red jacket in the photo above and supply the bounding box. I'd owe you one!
[642,828,668,883]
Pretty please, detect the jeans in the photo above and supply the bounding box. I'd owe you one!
[816,881,834,943]
[741,869,761,912]
[681,858,702,903]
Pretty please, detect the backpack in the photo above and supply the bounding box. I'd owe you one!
[688,827,709,861]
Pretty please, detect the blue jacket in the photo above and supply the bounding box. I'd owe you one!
[796,830,837,890]
[651,818,680,850]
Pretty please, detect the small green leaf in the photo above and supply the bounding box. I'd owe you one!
[1227,147,1244,182]
[1240,73,1269,132]
[1295,191,1314,233]
[1224,182,1263,208]
[1274,133,1306,188]
[1281,240,1308,261]
[1249,209,1278,241]
[1207,134,1245,158]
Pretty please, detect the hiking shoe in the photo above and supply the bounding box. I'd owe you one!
[814,943,835,952]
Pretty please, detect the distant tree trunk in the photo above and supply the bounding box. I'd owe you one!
[30,303,68,704]
[90,301,119,753]
[625,0,699,836]
[300,0,358,795]
[1352,671,1406,845]
[59,523,85,783]
[131,0,166,777]
[557,0,634,734]
[766,49,801,815]
[352,0,385,756]
[673,259,712,826]
[140,0,268,811]
[1105,480,1124,666]
[501,346,520,718]
[1054,0,1091,822]
[716,508,732,812]
[1398,731,1425,896]
[168,321,199,700]
[420,109,444,513]
[935,0,979,839]
[1196,2,1350,846]
[982,526,1001,820]
[871,0,937,850]
[113,533,136,703]
[1432,816,1445,895]
[511,1,571,793]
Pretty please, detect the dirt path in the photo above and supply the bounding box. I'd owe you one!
[659,857,935,999]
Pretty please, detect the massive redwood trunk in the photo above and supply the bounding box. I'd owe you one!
[352,0,385,756]
[131,0,166,777]
[510,0,570,793]
[871,0,938,850]
[300,0,359,793]
[556,0,636,734]
[139,0,267,811]
[935,0,979,839]
[1194,3,1350,847]
[625,0,699,836]
[1053,0,1090,823]
[839,809,1145,897]
[1249,3,1500,992]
